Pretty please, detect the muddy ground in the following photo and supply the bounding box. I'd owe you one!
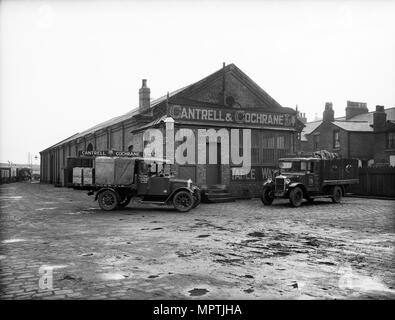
[0,182,394,299]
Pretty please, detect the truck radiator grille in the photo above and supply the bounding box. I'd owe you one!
[275,177,285,192]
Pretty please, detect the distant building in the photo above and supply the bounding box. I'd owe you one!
[301,101,395,166]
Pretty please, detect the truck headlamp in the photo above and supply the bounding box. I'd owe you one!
[266,178,272,183]
[285,178,291,184]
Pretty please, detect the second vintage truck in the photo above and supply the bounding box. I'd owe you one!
[261,155,359,207]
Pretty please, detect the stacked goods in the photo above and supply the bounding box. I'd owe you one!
[94,157,135,186]
[95,157,115,185]
[114,158,135,185]
[72,167,83,184]
[83,168,93,185]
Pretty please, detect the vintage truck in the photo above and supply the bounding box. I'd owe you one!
[261,156,359,207]
[69,156,201,212]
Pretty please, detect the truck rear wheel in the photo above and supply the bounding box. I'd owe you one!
[173,191,194,212]
[289,187,304,207]
[98,190,119,211]
[261,186,274,205]
[331,186,342,203]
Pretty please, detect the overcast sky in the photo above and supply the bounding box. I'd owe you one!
[1,0,394,164]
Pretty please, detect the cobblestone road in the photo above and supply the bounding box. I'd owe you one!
[1,182,394,299]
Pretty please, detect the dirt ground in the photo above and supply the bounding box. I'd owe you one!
[0,182,394,299]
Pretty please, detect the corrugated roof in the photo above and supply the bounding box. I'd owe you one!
[332,121,373,132]
[42,87,188,151]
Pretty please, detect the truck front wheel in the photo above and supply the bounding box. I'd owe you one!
[261,186,274,205]
[98,190,119,211]
[331,186,342,203]
[289,187,304,207]
[173,191,194,212]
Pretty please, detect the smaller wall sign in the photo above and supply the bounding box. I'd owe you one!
[78,150,142,157]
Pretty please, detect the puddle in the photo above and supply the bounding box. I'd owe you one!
[0,196,22,200]
[64,212,82,215]
[40,264,68,270]
[99,272,129,281]
[2,238,27,244]
[35,207,58,211]
[188,288,209,297]
[0,255,6,260]
[81,253,94,257]
[60,274,82,282]
[197,234,210,238]
[148,275,159,279]
[341,273,395,294]
[248,232,265,238]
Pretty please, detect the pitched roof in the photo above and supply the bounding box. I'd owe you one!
[301,121,322,141]
[332,121,373,132]
[42,63,297,152]
[301,107,395,140]
[335,107,395,124]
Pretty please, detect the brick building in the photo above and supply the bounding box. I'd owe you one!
[40,63,304,197]
[301,101,395,166]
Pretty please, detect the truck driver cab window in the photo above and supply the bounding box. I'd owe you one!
[307,162,315,173]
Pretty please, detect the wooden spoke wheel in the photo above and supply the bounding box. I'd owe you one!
[98,190,119,211]
[173,191,194,212]
[289,187,304,207]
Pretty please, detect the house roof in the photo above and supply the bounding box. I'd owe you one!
[301,107,395,141]
[332,121,373,132]
[42,63,297,152]
[301,121,322,141]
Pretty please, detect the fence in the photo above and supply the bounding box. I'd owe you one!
[350,166,395,197]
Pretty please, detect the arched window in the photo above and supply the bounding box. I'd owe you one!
[87,143,93,151]
[128,145,134,152]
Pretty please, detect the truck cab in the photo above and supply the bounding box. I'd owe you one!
[262,157,359,207]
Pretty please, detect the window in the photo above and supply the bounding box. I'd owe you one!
[387,132,395,149]
[333,130,340,149]
[128,145,134,152]
[313,133,320,150]
[86,143,93,151]
[276,136,285,149]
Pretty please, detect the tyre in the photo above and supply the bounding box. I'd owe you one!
[331,186,342,203]
[289,187,304,207]
[192,189,201,208]
[98,190,119,211]
[118,195,132,208]
[261,186,274,205]
[173,190,194,212]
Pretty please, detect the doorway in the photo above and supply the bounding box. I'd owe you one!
[206,142,221,186]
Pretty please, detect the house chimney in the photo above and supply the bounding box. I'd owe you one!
[323,102,334,122]
[296,106,307,124]
[373,105,386,131]
[345,100,368,120]
[139,79,150,111]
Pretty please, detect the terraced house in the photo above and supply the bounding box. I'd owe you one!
[301,101,395,166]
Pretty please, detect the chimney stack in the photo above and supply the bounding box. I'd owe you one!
[139,79,150,111]
[373,105,386,131]
[345,101,368,120]
[323,102,334,122]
